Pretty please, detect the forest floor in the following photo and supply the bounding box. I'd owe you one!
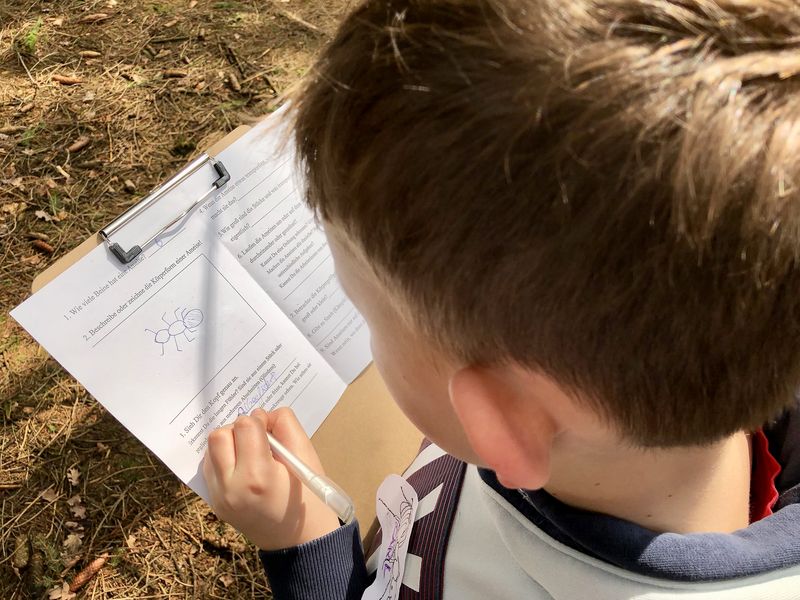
[0,1,349,597]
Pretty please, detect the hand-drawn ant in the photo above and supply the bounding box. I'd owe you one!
[378,486,415,600]
[145,307,204,356]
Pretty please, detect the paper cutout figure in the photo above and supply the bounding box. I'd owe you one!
[362,475,418,600]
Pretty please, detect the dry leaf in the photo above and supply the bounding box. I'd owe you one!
[48,582,76,600]
[34,209,68,223]
[63,532,83,554]
[41,487,59,502]
[125,534,137,550]
[96,441,109,452]
[79,50,102,58]
[65,521,83,530]
[51,16,65,26]
[67,467,80,486]
[2,202,27,216]
[67,494,81,506]
[219,574,235,588]
[69,504,87,520]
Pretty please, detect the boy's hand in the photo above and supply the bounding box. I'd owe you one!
[203,407,340,551]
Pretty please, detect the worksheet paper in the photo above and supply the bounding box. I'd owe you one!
[208,119,372,382]
[11,114,371,501]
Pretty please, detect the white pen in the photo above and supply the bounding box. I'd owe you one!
[266,431,356,524]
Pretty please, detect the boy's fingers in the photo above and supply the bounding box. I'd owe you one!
[206,427,236,478]
[251,407,270,429]
[232,415,273,476]
[266,407,325,472]
[201,453,216,487]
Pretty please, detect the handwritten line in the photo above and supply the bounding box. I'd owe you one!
[236,358,296,416]
[236,371,278,416]
[148,226,183,258]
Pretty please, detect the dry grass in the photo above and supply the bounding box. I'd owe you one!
[0,1,350,597]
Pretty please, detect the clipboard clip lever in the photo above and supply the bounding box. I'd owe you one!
[100,154,230,264]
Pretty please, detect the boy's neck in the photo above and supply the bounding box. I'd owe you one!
[544,432,751,534]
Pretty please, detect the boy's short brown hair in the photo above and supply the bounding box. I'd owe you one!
[292,0,800,446]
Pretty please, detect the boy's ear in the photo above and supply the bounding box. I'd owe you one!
[449,366,557,490]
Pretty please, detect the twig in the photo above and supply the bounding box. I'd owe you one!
[151,518,189,584]
[15,51,37,88]
[222,43,246,77]
[88,482,135,548]
[276,9,323,34]
[150,35,190,44]
[0,489,60,546]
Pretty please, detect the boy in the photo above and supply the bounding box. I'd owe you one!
[202,0,800,598]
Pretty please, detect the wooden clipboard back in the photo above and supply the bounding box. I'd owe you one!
[31,126,422,532]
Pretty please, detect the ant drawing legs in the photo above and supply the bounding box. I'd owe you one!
[146,307,204,356]
[145,328,169,356]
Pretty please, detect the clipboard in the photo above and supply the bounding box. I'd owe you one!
[31,124,422,538]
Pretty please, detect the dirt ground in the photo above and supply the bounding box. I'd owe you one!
[1,1,350,597]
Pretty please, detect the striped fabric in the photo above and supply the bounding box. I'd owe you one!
[367,440,467,599]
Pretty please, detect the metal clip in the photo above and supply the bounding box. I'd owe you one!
[100,154,230,264]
